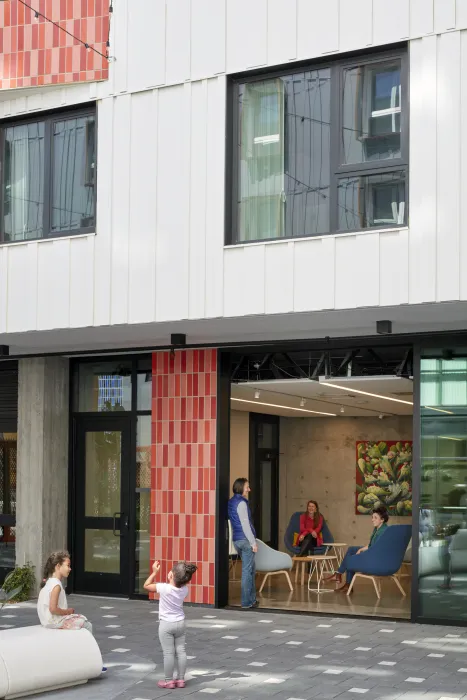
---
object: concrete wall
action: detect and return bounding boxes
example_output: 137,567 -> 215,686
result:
279,415 -> 413,551
16,358 -> 69,590
229,410 -> 249,490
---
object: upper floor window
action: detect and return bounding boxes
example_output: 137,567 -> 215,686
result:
1,106 -> 96,243
229,50 -> 407,244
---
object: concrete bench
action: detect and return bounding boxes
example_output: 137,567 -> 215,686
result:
0,625 -> 102,699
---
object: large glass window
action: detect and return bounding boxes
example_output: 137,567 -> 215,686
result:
0,434 -> 17,575
419,355 -> 467,622
2,108 -> 96,242
232,51 -> 407,243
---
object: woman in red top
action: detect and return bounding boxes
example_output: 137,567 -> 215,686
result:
298,500 -> 324,556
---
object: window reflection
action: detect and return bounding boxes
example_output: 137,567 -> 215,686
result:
419,356 -> 467,621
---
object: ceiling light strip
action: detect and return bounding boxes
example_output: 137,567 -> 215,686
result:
231,397 -> 336,417
319,381 -> 413,406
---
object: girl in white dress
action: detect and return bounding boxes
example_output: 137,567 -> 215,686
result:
37,551 -> 93,631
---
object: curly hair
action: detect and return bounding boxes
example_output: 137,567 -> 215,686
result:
172,561 -> 197,588
41,551 -> 70,588
372,505 -> 389,523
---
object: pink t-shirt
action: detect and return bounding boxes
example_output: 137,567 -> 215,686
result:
156,583 -> 188,622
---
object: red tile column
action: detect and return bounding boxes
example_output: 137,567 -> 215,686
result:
150,349 -> 217,605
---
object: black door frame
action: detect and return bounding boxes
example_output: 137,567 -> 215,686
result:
73,414 -> 132,595
0,439 -> 16,585
249,413 -> 280,549
68,354 -> 152,598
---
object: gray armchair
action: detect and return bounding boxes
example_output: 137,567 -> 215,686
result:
255,539 -> 294,593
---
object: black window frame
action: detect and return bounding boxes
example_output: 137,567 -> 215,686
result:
227,47 -> 408,245
0,104 -> 97,245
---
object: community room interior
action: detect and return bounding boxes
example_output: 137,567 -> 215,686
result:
228,348 -> 414,619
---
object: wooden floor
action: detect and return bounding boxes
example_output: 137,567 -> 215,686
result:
228,570 -> 411,619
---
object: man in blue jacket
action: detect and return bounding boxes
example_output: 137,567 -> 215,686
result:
228,478 -> 258,609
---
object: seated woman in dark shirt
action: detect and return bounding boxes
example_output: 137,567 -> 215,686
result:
298,500 -> 323,556
325,505 -> 389,592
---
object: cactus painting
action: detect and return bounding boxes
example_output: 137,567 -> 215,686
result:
356,440 -> 412,516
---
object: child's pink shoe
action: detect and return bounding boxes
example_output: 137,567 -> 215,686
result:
158,680 -> 176,689
175,680 -> 186,688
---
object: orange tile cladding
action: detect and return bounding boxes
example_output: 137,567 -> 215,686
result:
151,349 -> 217,606
0,0 -> 109,89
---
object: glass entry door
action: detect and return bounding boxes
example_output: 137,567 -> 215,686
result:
74,416 -> 131,594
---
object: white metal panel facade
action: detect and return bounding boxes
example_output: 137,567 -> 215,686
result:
0,0 -> 466,339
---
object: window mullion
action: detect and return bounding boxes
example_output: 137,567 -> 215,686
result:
0,129 -> 4,243
43,118 -> 52,238
329,63 -> 340,234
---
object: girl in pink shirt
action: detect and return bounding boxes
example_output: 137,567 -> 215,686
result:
144,560 -> 197,690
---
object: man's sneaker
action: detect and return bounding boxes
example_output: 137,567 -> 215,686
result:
101,667 -> 107,674
175,680 -> 186,688
158,680 -> 176,689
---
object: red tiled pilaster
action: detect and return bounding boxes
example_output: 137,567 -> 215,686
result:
151,350 -> 217,606
0,0 -> 109,89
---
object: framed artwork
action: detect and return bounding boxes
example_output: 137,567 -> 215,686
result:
356,441 -> 412,516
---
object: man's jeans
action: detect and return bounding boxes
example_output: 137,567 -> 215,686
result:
234,539 -> 257,608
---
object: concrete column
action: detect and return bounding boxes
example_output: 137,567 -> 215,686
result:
16,358 -> 69,590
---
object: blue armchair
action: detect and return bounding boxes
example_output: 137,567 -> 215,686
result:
346,524 -> 412,599
284,511 -> 334,556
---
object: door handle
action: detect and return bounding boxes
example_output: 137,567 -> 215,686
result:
113,512 -> 122,537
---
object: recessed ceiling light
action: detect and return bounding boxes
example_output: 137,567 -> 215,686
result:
340,406 -> 345,413
231,397 -> 336,417
254,389 -> 260,399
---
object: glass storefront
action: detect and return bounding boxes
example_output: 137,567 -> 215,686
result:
72,356 -> 151,597
419,354 -> 467,621
0,433 -> 17,575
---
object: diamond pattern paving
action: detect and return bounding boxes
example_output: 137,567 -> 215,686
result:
4,595 -> 467,699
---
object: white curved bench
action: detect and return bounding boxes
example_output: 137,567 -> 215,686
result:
0,625 -> 103,699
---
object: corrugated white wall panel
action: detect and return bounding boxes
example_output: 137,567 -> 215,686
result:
436,31 -> 461,301
410,0 -> 434,36
112,0 -> 128,94
457,0 -> 467,29
155,84 -> 190,322
226,0 -> 267,72
297,0 -> 339,59
335,237 -> 359,310
93,97 -> 113,327
408,36 -> 437,304
267,0 -> 297,65
223,247 -> 245,317
37,240 -> 70,331
128,91 -> 158,324
204,77 -> 225,319
7,244 -> 37,332
460,30 -> 467,300
0,248 -> 7,334
354,234 -> 380,309
191,0 -> 226,79
339,0 -> 373,52
110,94 -> 131,325
435,0 -> 456,31
379,230 -> 409,307
293,237 -> 335,312
189,81 -> 208,320
127,0 -> 166,91
373,0 -> 410,43
69,235 -> 95,328
264,243 -> 294,315
166,0 -> 191,85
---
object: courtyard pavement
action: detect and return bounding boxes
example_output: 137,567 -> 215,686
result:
3,595 -> 467,700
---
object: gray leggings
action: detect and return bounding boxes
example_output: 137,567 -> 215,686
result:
158,620 -> 187,681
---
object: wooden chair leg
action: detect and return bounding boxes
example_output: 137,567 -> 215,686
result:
295,562 -> 299,584
346,575 -> 356,596
259,573 -> 270,594
392,575 -> 407,597
371,576 -> 381,599
284,571 -> 294,592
